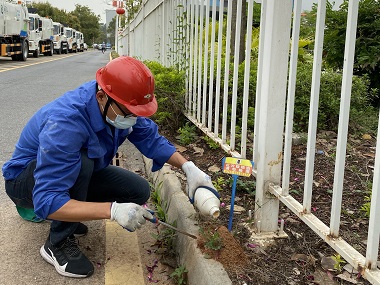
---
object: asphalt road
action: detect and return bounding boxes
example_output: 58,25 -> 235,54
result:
0,50 -> 116,285
0,50 -> 110,164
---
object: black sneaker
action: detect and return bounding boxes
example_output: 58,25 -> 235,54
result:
74,222 -> 88,237
40,236 -> 94,278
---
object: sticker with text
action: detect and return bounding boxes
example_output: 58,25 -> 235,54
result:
223,157 -> 253,177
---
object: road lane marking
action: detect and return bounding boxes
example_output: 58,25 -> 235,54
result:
0,53 -> 84,73
105,220 -> 145,285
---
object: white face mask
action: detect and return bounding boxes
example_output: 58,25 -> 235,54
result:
102,102 -> 137,129
106,115 -> 137,129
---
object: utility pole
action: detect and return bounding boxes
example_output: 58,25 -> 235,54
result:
115,3 -> 119,53
114,0 -> 125,54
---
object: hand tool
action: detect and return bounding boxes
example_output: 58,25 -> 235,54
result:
148,216 -> 197,239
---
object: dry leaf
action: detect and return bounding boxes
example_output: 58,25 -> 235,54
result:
173,143 -> 187,153
343,264 -> 358,274
291,253 -> 316,266
291,253 -> 309,262
289,229 -> 302,239
192,146 -> 204,156
286,217 -> 301,224
208,164 -> 221,172
363,153 -> 375,158
321,256 -> 337,272
293,267 -> 301,275
336,271 -> 358,284
326,270 -> 335,281
313,269 -> 339,285
226,205 -> 246,213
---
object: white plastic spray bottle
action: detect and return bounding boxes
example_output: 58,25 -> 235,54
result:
193,186 -> 221,218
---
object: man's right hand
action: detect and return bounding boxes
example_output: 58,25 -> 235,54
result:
110,202 -> 154,231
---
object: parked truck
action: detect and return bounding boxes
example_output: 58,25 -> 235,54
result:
0,0 -> 29,61
64,27 -> 77,53
28,13 -> 54,57
76,31 -> 84,52
52,21 -> 67,54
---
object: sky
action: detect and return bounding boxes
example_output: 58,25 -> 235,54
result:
302,0 -> 344,11
34,0 -> 115,23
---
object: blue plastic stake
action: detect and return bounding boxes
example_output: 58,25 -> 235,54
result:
228,174 -> 238,231
222,157 -> 253,232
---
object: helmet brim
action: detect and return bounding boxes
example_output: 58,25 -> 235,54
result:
122,95 -> 158,117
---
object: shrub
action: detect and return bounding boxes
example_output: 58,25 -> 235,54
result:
177,122 -> 198,145
294,62 -> 377,133
143,60 -> 187,131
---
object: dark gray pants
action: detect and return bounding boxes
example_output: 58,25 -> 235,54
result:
5,151 -> 150,245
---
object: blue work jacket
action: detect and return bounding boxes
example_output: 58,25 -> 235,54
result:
2,80 -> 176,219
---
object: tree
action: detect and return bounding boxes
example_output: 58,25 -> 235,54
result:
229,1 -> 260,64
71,5 -> 102,44
27,2 -> 68,24
99,23 -> 108,44
107,17 -> 116,46
125,0 -> 142,22
303,0 -> 380,104
27,2 -> 103,45
65,14 -> 81,31
107,14 -> 126,46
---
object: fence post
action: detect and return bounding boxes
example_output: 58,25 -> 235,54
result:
254,0 -> 292,234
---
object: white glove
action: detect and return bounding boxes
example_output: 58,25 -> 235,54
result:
181,161 -> 216,201
110,202 -> 154,231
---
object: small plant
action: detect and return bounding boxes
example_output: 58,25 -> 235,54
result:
332,254 -> 346,272
151,225 -> 177,257
229,178 -> 256,196
170,265 -> 188,285
177,122 -> 198,145
298,133 -> 308,145
110,51 -> 119,60
360,194 -> 371,218
359,182 -> 372,218
199,228 -> 223,251
213,176 -> 227,191
203,135 -> 220,150
289,189 -> 301,195
150,182 -> 178,259
150,181 -> 166,222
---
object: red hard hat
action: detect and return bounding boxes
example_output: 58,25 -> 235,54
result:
96,56 -> 157,117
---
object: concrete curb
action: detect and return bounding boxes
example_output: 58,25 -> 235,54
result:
143,157 -> 232,285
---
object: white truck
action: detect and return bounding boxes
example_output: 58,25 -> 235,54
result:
0,0 -> 29,61
75,31 -> 84,52
52,21 -> 67,54
28,13 -> 54,57
64,27 -> 77,53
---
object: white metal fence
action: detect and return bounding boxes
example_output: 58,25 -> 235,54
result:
118,0 -> 380,283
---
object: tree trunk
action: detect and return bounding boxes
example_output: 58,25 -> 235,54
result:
230,0 -> 247,64
240,1 -> 247,64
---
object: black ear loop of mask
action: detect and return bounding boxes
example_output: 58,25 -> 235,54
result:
102,97 -> 112,123
97,81 -> 132,119
98,85 -> 115,131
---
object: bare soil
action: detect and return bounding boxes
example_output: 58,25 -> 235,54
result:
156,128 -> 377,285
